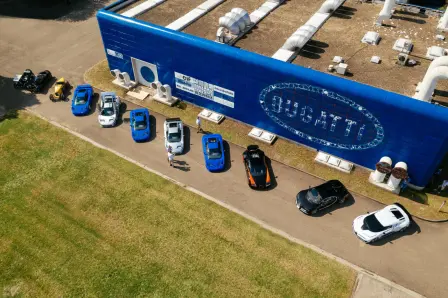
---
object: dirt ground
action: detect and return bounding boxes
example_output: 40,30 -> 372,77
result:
233,0 -> 324,56
292,0 -> 448,103
135,0 -> 205,26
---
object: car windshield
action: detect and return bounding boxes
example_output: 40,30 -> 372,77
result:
101,107 -> 114,116
168,132 -> 181,143
306,188 -> 321,204
363,214 -> 387,232
74,93 -> 87,105
134,120 -> 147,130
207,143 -> 222,159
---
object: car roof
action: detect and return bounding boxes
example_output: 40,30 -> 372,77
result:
208,142 -> 219,149
203,134 -> 222,141
168,126 -> 179,133
103,102 -> 113,109
375,205 -> 407,227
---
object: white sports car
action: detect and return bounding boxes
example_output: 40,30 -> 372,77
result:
353,203 -> 411,243
98,92 -> 121,127
164,117 -> 184,154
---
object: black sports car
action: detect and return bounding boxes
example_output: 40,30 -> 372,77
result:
242,145 -> 271,189
13,69 -> 52,93
296,180 -> 349,215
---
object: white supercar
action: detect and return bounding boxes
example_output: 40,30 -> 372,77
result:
164,118 -> 184,155
98,92 -> 121,127
353,203 -> 411,244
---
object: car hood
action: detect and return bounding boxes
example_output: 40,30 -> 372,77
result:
353,215 -> 379,242
166,141 -> 183,153
98,115 -> 116,124
72,102 -> 89,113
296,191 -> 318,211
206,156 -> 224,170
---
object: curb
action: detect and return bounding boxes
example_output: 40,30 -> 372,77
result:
86,81 -> 447,223
25,108 -> 425,298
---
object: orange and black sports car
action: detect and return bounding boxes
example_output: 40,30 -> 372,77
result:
242,145 -> 271,189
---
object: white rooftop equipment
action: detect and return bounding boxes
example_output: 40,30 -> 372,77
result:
361,31 -> 380,45
393,38 -> 413,54
333,56 -> 344,63
167,0 -> 225,31
414,56 -> 448,102
248,127 -> 277,145
336,63 -> 348,75
371,56 -> 381,64
436,34 -> 446,41
437,8 -> 448,32
426,46 -> 448,60
216,1 -> 285,45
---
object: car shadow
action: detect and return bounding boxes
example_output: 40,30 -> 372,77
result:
149,114 -> 157,142
311,193 -> 356,217
222,140 -> 232,172
86,93 -> 99,116
173,160 -> 190,172
40,76 -> 57,95
115,102 -> 128,127
265,157 -> 278,190
369,219 -> 421,246
181,125 -> 191,155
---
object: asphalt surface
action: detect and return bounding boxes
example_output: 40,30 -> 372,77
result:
1,7 -> 448,298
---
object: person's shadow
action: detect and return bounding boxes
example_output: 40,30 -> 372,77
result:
173,160 -> 190,172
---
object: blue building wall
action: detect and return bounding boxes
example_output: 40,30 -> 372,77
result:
97,9 -> 448,187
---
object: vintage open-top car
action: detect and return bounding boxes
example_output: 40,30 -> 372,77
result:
49,77 -> 69,102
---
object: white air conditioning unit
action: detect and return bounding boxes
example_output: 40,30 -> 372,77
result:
151,81 -> 163,98
118,72 -> 131,87
397,53 -> 409,66
160,84 -> 172,101
111,69 -> 122,81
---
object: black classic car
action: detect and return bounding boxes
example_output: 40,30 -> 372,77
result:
296,180 -> 350,215
13,69 -> 52,93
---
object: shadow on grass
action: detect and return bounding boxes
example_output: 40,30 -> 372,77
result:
400,188 -> 428,205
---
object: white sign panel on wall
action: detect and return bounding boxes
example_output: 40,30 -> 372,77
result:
174,72 -> 235,108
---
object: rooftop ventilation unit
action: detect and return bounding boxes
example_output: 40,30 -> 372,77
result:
361,31 -> 380,45
397,53 -> 409,66
426,46 -> 448,60
393,38 -> 413,54
111,69 -> 122,81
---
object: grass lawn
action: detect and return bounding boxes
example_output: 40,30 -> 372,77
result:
0,111 -> 355,297
85,60 -> 448,221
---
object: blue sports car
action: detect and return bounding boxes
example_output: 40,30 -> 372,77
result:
71,84 -> 94,116
202,134 -> 225,171
130,108 -> 151,142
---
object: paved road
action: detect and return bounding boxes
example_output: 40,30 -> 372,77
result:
1,9 -> 448,298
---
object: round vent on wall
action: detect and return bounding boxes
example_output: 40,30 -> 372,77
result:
140,66 -> 155,83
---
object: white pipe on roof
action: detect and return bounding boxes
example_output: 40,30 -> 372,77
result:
231,8 -> 251,26
437,9 -> 448,31
282,25 -> 316,51
318,0 -> 340,13
413,66 -> 448,102
426,56 -> 448,75
376,0 -> 395,26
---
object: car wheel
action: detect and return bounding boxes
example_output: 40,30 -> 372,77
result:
311,209 -> 317,215
49,94 -> 56,102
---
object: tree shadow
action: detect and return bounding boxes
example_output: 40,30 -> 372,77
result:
311,193 -> 356,217
0,0 -> 110,22
0,75 -> 41,112
369,219 -> 421,246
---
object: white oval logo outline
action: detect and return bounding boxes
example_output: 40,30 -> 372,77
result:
259,83 -> 384,150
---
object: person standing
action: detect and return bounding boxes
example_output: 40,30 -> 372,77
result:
196,116 -> 202,133
437,180 -> 448,195
167,150 -> 174,167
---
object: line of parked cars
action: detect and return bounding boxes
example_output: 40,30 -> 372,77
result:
13,70 -> 413,244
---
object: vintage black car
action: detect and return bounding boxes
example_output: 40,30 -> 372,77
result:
13,69 -> 52,93
242,145 -> 271,189
296,180 -> 350,215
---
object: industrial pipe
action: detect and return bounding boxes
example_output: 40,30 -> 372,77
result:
376,0 -> 395,26
414,66 -> 448,102
318,0 -> 340,14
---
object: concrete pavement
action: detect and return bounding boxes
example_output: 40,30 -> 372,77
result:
0,6 -> 447,298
